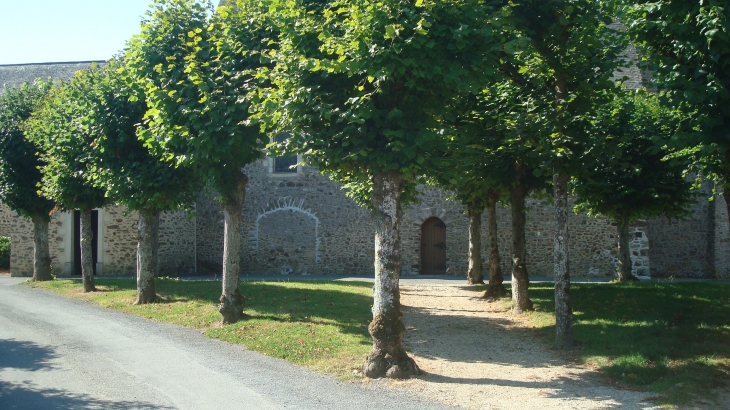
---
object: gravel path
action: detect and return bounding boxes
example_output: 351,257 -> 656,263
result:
372,284 -> 664,410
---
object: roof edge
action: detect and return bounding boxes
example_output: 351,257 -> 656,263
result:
0,60 -> 107,68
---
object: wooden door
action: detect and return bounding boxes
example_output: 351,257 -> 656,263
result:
421,217 -> 447,275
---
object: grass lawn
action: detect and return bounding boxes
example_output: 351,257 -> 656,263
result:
503,281 -> 730,406
25,278 -> 373,379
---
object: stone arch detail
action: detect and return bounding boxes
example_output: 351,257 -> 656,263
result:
252,197 -> 320,264
412,207 -> 450,227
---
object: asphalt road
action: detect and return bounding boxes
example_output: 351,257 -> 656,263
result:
0,277 -> 453,410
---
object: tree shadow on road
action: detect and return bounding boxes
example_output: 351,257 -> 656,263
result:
0,339 -> 59,371
0,381 -> 175,409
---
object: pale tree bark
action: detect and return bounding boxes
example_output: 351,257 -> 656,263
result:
362,170 -> 419,379
616,215 -> 636,282
466,200 -> 484,285
485,190 -> 506,297
31,214 -> 53,282
135,209 -> 159,304
219,172 -> 248,324
553,165 -> 573,349
80,209 -> 96,292
510,160 -> 532,313
722,186 -> 730,262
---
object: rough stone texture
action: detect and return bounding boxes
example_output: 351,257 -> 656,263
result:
648,188 -> 715,278
196,160 -> 375,275
714,191 -> 730,278
195,167 -> 658,279
3,208 -> 69,277
99,206 -> 138,277
98,206 -> 195,277
158,210 -> 195,276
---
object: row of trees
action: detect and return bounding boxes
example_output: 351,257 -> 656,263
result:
0,0 -> 726,379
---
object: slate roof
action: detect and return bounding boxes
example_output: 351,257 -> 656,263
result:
0,61 -> 106,95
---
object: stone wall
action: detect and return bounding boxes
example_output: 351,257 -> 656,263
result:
98,206 -> 137,276
713,191 -> 730,278
194,160 -> 657,279
196,160 -> 375,275
648,188 -> 715,278
6,210 -> 69,277
159,210 -> 196,276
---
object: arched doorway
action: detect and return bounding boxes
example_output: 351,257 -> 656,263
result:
421,217 -> 447,275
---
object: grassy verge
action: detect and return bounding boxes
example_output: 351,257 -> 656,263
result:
25,278 -> 373,379
503,281 -> 730,406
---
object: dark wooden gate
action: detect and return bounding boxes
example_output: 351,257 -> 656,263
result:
421,217 -> 447,275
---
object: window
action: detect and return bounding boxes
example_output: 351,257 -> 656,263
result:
272,133 -> 298,174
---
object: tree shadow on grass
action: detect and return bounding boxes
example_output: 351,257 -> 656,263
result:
0,381 -> 175,410
90,278 -> 376,338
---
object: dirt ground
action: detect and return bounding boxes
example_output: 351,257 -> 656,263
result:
366,284 -> 724,410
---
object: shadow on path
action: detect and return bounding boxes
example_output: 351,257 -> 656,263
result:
0,381 -> 175,410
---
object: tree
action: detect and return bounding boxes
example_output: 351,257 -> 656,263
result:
80,61 -> 197,304
474,81 -> 551,309
124,0 -> 270,323
265,0 -> 503,378
623,1 -> 730,234
25,72 -> 108,292
500,0 -> 627,349
0,81 -> 55,281
573,90 -> 692,281
434,91 -> 516,294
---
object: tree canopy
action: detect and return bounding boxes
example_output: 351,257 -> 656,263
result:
0,81 -> 55,220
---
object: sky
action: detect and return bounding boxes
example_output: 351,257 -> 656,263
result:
0,0 -> 156,65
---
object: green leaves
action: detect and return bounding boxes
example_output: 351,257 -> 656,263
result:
24,75 -> 107,212
624,0 -> 730,186
572,90 -> 692,222
262,0 -> 504,205
125,0 -> 269,196
0,80 -> 55,219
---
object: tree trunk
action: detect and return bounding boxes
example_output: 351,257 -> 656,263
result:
553,165 -> 573,349
485,190 -> 506,297
135,208 -> 159,304
510,161 -> 532,313
31,214 -> 53,282
616,215 -> 636,282
80,208 -> 96,292
466,201 -> 484,285
219,172 -> 248,324
722,185 -> 730,257
362,170 -> 419,379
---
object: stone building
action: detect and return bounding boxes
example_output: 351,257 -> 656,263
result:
2,61 -> 729,280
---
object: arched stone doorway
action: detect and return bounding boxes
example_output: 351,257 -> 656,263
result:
421,217 -> 447,275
